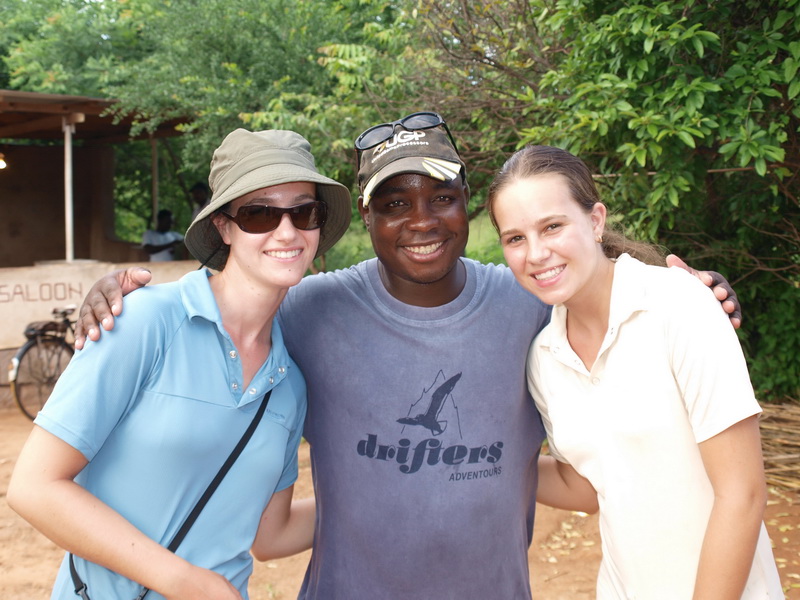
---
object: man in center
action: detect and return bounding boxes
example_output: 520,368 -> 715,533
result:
279,113 -> 548,597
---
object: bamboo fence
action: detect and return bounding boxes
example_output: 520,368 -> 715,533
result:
761,403 -> 800,493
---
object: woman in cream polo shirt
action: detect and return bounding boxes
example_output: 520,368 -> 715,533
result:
487,144 -> 782,600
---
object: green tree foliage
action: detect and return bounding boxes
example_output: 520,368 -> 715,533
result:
529,0 -> 800,403
409,0 -> 799,401
104,0 -> 404,176
1,0 -> 143,95
0,0 -> 193,239
2,0 -> 797,399
1,0 -> 407,241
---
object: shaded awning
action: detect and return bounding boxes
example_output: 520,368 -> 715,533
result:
0,89 -> 185,142
0,89 -> 188,261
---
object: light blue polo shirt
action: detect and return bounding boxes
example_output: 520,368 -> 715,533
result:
35,269 -> 307,600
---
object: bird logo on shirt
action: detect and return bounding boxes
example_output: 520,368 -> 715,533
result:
397,372 -> 462,436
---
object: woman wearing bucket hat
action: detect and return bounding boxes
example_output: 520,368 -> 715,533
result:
8,129 -> 351,600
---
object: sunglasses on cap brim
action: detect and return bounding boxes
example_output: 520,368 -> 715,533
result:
220,201 -> 327,234
354,111 -> 459,153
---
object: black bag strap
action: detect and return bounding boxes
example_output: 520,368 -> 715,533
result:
70,390 -> 272,600
69,554 -> 90,600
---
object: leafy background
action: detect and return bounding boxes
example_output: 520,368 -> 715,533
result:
1,0 -> 797,401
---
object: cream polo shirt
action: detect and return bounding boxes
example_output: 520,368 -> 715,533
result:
528,254 -> 782,600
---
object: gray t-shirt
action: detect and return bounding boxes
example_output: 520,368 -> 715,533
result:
278,258 -> 551,599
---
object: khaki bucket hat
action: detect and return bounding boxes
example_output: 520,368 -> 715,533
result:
185,129 -> 351,270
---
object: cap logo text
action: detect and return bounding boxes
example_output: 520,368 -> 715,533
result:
377,130 -> 427,153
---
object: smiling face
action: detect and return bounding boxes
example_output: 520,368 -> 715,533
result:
214,181 -> 320,292
492,173 -> 608,308
358,173 -> 470,306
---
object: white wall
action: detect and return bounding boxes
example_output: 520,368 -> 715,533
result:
0,259 -> 199,409
0,259 -> 197,349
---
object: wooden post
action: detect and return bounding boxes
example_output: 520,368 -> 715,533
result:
62,113 -> 84,262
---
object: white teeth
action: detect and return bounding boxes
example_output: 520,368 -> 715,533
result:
267,249 -> 302,259
534,266 -> 564,281
406,242 -> 443,255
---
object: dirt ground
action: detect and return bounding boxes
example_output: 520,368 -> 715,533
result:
1,408 -> 798,599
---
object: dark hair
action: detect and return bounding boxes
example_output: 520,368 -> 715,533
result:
486,145 -> 665,266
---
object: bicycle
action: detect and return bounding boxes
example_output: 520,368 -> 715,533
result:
8,305 -> 76,420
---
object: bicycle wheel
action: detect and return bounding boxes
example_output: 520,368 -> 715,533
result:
10,336 -> 74,420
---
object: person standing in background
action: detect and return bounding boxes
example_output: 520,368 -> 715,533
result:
190,182 -> 210,221
142,208 -> 184,261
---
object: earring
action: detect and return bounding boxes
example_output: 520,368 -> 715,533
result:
595,235 -> 603,243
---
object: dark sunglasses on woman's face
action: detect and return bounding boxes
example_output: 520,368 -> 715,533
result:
354,111 -> 458,152
220,201 -> 327,234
